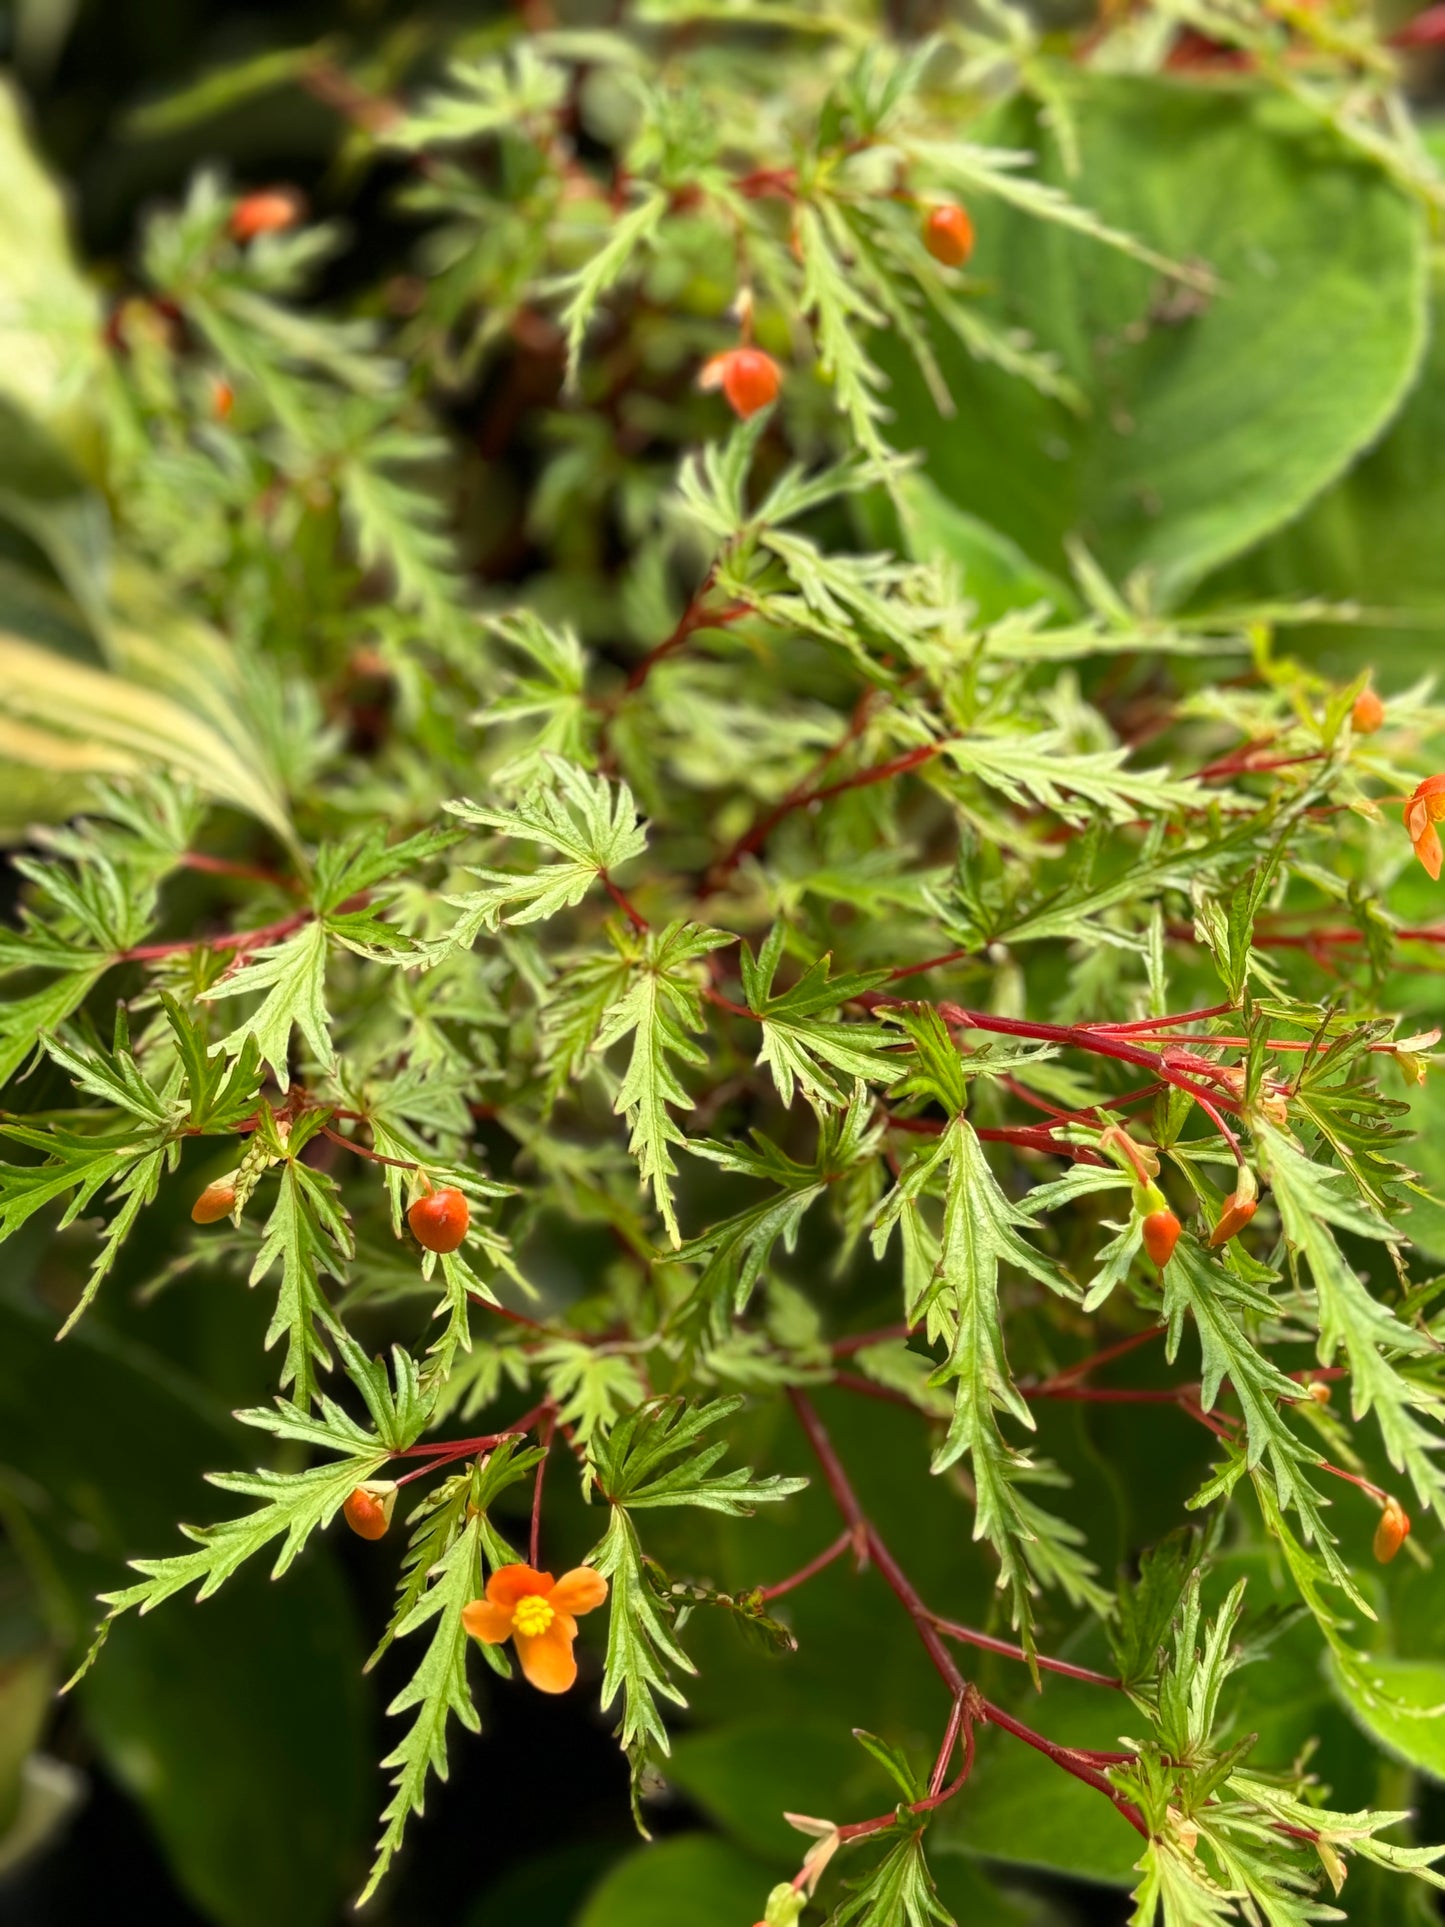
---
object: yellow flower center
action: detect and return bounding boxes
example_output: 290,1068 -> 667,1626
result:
513,1593 -> 555,1638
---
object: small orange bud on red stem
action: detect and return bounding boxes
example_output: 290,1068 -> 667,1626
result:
922,202 -> 974,268
343,1482 -> 397,1540
229,187 -> 304,243
1374,1496 -> 1411,1564
1141,1210 -> 1181,1268
1352,686 -> 1385,734
407,1186 -> 470,1253
699,346 -> 782,419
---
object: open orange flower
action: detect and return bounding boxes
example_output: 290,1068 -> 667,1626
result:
462,1562 -> 608,1693
1405,775 -> 1445,881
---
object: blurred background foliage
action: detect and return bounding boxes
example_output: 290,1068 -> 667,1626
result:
3,1 -> 1445,1923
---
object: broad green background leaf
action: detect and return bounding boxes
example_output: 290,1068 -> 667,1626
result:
1397,1076 -> 1445,1264
0,1283 -> 371,1927
1329,1655 -> 1445,1782
934,1679 -> 1140,1887
668,1717 -> 881,1860
576,1833 -> 775,1927
885,76 -> 1427,604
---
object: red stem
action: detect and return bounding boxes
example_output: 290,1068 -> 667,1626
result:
805,742 -> 945,806
930,1616 -> 1121,1688
319,1125 -> 420,1171
703,689 -> 881,891
601,871 -> 649,932
120,906 -> 311,964
897,1000 -> 1245,1160
977,1699 -> 1145,1829
393,1399 -> 554,1462
1087,1004 -> 1237,1034
755,1529 -> 858,1602
1035,1327 -> 1166,1391
885,948 -> 974,983
623,575 -> 748,693
530,1411 -> 556,1567
831,1323 -> 913,1358
180,851 -> 296,890
786,1387 -> 964,1693
786,1389 -> 1149,1839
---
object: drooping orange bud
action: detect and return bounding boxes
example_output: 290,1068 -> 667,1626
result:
343,1481 -> 397,1541
1373,1495 -> 1411,1564
1141,1209 -> 1181,1268
229,188 -> 304,243
1352,686 -> 1385,734
191,1178 -> 237,1225
1207,1166 -> 1259,1248
1405,775 -> 1445,881
1307,1380 -> 1332,1406
922,203 -> 975,268
407,1186 -> 470,1254
699,347 -> 782,419
211,376 -> 234,422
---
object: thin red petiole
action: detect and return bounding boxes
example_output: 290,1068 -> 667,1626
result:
600,872 -> 648,932
530,1410 -> 556,1568
319,1125 -> 421,1171
785,1390 -> 1148,1835
1035,1327 -> 1167,1391
1087,1004 -> 1238,1034
755,1529 -> 860,1602
930,1615 -> 1121,1688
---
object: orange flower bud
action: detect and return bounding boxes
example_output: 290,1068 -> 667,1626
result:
407,1186 -> 471,1254
229,188 -> 304,243
922,202 -> 975,268
1373,1495 -> 1411,1564
1307,1380 -> 1331,1405
211,376 -> 234,422
699,347 -> 782,419
1207,1167 -> 1258,1248
1405,775 -> 1445,882
1352,686 -> 1385,734
343,1482 -> 397,1541
191,1178 -> 237,1224
1141,1209 -> 1181,1268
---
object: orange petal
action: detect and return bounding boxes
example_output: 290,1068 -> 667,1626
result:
1407,796 -> 1430,842
1414,822 -> 1444,882
514,1624 -> 578,1694
550,1567 -> 609,1616
487,1562 -> 554,1607
461,1599 -> 514,1645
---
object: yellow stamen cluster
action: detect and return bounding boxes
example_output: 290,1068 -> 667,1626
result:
513,1594 -> 555,1638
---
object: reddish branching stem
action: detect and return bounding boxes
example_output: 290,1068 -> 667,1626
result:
703,688 -> 883,892
120,906 -> 312,964
863,997 -> 1247,1164
784,1389 -> 1150,1841
622,573 -> 749,694
601,871 -> 649,932
319,1125 -> 421,1171
755,1528 -> 859,1602
179,850 -> 297,891
530,1411 -> 556,1567
930,1616 -> 1121,1688
1035,1327 -> 1167,1392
